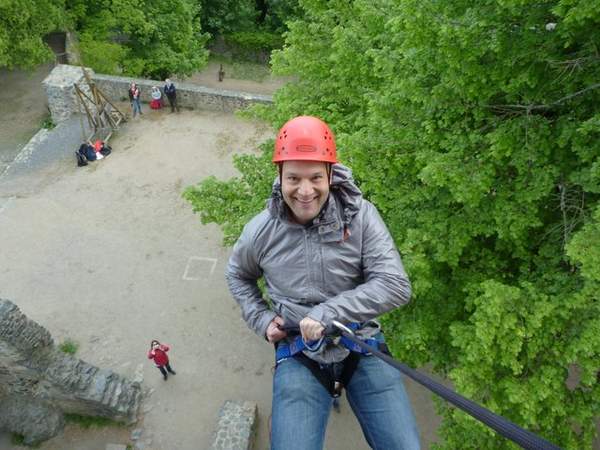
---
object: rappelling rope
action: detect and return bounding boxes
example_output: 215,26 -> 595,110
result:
331,320 -> 562,450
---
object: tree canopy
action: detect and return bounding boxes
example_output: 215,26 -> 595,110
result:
67,0 -> 209,79
0,0 -> 65,69
0,0 -> 209,78
0,0 -> 302,76
184,0 -> 600,448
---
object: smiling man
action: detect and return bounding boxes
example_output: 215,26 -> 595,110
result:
226,116 -> 420,450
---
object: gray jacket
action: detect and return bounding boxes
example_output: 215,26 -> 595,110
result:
225,164 -> 411,363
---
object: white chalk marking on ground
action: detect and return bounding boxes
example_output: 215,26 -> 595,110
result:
182,256 -> 218,280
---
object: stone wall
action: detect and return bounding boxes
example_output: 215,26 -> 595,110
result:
210,400 -> 257,450
0,299 -> 142,445
42,64 -> 273,125
42,64 -> 90,124
92,73 -> 273,113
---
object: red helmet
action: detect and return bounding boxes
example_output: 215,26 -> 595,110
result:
273,116 -> 337,164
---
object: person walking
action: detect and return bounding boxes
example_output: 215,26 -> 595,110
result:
163,78 -> 180,113
147,340 -> 176,381
226,116 -> 420,449
128,82 -> 142,117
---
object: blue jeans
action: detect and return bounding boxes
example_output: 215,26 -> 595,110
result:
271,354 -> 421,450
132,98 -> 142,117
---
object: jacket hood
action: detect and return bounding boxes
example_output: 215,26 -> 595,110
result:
267,163 -> 362,227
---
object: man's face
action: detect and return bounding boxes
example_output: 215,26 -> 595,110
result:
281,160 -> 330,225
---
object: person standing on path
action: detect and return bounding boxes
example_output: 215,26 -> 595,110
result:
163,78 -> 180,113
128,82 -> 142,118
226,116 -> 420,449
150,86 -> 163,109
147,340 -> 176,381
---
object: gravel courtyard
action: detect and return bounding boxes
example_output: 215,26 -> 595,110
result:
0,109 -> 441,449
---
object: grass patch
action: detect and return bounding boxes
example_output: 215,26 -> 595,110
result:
11,433 -> 25,445
9,433 -> 40,448
65,413 -> 125,429
208,55 -> 271,82
229,60 -> 271,82
40,114 -> 55,130
58,339 -> 79,355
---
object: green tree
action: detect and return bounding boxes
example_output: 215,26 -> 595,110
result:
67,0 -> 208,78
185,0 -> 600,448
199,0 -> 258,36
0,0 -> 66,69
183,141 -> 275,246
261,0 -> 303,34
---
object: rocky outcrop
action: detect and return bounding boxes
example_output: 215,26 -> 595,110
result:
0,299 -> 142,445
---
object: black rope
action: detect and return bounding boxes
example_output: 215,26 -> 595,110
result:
336,328 -> 562,450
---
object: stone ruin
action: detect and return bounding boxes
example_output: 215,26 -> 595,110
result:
0,299 -> 142,445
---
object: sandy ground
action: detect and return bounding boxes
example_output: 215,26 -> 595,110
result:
0,108 -> 441,450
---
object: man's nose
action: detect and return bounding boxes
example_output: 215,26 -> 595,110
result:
298,179 -> 314,196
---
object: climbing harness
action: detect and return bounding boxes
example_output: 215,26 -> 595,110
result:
274,323 -> 389,398
330,321 -> 563,450
275,323 -> 384,363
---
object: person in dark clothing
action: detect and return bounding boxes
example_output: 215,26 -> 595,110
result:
163,78 -> 180,113
78,142 -> 97,161
147,340 -> 176,380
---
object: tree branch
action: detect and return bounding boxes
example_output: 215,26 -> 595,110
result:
486,82 -> 600,112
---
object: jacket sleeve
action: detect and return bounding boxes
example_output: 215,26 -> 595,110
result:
225,222 -> 276,338
160,345 -> 170,352
307,201 -> 411,326
147,350 -> 154,359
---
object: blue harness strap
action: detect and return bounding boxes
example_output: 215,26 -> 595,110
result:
275,323 -> 382,364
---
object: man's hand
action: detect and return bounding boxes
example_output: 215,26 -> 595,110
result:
300,317 -> 325,342
266,316 -> 287,343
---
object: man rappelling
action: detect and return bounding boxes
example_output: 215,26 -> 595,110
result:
226,116 -> 421,450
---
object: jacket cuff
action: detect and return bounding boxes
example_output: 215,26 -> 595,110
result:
307,306 -> 330,327
258,311 -> 278,340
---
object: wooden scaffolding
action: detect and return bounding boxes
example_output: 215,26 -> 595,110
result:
73,68 -> 126,144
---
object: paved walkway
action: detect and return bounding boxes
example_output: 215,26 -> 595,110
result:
0,64 -> 53,176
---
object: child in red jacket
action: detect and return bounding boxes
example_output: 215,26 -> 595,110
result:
148,340 -> 176,380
